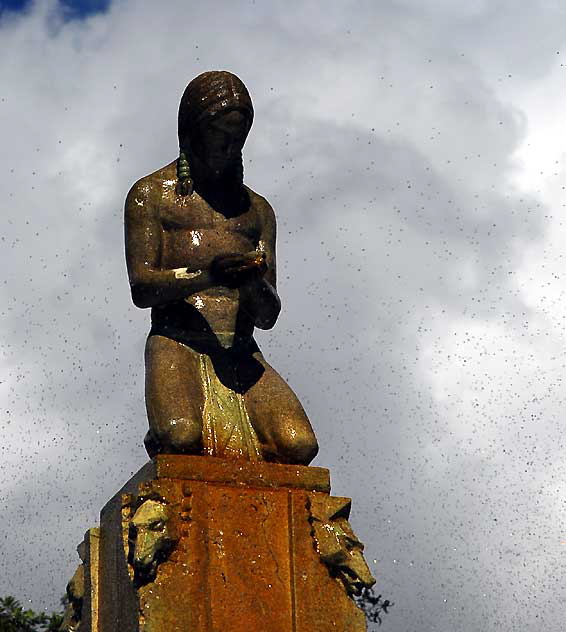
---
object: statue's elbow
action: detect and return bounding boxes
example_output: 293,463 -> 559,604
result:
256,303 -> 281,330
131,283 -> 152,309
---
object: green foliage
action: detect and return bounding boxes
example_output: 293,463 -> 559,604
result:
0,589 -> 392,630
0,597 -> 63,632
355,587 -> 394,628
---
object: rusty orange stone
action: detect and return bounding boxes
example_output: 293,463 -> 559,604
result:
86,455 -> 368,631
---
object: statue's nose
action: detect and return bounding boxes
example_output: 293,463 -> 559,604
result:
349,550 -> 376,587
134,532 -> 154,566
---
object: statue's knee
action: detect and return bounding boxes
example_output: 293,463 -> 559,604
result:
154,417 -> 202,454
276,424 -> 318,465
144,430 -> 159,459
300,433 -> 319,464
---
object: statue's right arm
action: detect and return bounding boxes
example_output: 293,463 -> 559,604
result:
124,180 -> 214,308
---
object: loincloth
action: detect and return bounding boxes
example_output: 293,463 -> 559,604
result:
149,323 -> 264,462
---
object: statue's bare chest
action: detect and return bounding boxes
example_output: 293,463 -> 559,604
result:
160,190 -> 259,235
157,189 -> 261,268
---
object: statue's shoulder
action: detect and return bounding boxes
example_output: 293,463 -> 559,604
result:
244,185 -> 276,221
126,161 -> 177,208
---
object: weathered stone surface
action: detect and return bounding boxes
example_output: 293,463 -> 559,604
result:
151,453 -> 331,492
60,528 -> 99,632
82,528 -> 100,632
309,495 -> 376,596
84,456 -> 370,631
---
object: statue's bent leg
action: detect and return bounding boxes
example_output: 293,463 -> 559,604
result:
144,335 -> 204,455
243,352 -> 318,465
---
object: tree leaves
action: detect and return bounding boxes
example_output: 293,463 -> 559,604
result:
0,596 -> 63,632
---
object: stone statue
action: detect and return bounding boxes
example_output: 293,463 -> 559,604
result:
59,71 -> 377,632
128,498 -> 178,586
59,540 -> 86,631
309,495 -> 376,596
125,71 -> 318,464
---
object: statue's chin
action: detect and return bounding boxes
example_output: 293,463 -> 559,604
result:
208,163 -> 232,178
134,558 -> 158,584
339,566 -> 371,596
344,576 -> 364,596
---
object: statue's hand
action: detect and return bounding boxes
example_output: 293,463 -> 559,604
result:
247,251 -> 268,276
211,251 -> 266,287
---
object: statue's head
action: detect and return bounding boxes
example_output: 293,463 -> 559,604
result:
310,496 -> 376,597
318,519 -> 376,596
128,499 -> 177,585
178,71 -> 253,178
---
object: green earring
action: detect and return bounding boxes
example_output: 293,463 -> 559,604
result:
176,151 -> 193,196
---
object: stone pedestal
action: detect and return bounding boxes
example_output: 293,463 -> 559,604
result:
75,455 -> 371,631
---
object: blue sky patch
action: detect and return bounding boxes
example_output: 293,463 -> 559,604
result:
59,0 -> 111,19
0,0 -> 31,10
0,0 -> 111,19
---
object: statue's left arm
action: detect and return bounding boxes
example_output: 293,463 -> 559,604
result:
240,197 -> 281,330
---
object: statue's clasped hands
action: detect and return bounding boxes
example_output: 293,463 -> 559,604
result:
211,251 -> 267,288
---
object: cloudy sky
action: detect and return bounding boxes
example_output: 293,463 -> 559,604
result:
1,0 -> 566,629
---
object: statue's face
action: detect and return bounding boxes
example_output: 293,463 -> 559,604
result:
188,109 -> 249,176
129,500 -> 175,582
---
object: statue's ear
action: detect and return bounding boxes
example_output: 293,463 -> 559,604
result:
310,495 -> 352,523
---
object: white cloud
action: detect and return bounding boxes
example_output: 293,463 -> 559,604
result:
2,0 -> 566,628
